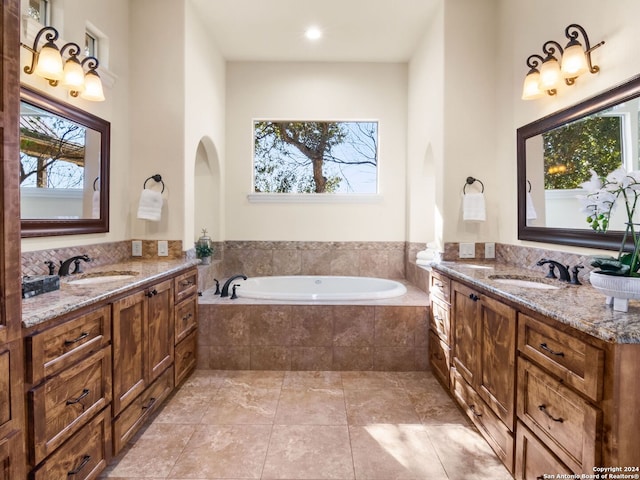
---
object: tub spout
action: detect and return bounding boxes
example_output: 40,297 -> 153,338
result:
221,274 -> 247,297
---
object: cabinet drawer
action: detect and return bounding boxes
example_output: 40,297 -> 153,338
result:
515,421 -> 572,480
430,298 -> 450,342
429,270 -> 450,303
28,346 -> 111,466
175,330 -> 197,386
112,366 -> 174,456
30,408 -> 111,480
517,358 -> 600,473
428,330 -> 450,388
175,269 -> 198,304
451,368 -> 514,473
26,305 -> 111,385
175,295 -> 197,343
518,313 -> 603,402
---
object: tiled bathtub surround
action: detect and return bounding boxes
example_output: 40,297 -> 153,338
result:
198,285 -> 430,371
220,241 -> 406,278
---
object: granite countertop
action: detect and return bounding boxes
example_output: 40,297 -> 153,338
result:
22,258 -> 200,329
431,261 -> 640,344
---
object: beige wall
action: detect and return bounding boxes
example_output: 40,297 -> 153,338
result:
225,62 -> 408,241
20,0 -> 640,255
184,1 -> 226,246
496,0 -> 640,255
19,0 -> 131,252
406,2 -> 444,247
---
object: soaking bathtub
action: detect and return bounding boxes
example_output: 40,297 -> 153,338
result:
232,275 -> 407,301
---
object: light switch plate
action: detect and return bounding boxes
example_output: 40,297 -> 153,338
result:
157,240 -> 169,257
132,240 -> 142,257
485,242 -> 496,259
459,242 -> 475,259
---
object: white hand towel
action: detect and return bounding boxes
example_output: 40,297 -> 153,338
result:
416,250 -> 434,260
416,249 -> 441,265
137,189 -> 163,222
91,190 -> 100,219
462,192 -> 486,222
526,191 -> 537,221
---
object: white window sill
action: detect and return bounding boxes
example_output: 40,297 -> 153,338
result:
247,193 -> 382,204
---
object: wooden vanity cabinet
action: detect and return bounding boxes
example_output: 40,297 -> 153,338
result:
0,341 -> 25,480
450,280 -> 517,472
112,279 -> 174,416
514,312 -> 640,478
23,305 -> 112,475
173,270 -> 198,386
428,270 -> 451,387
112,278 -> 175,455
1,1 -> 27,478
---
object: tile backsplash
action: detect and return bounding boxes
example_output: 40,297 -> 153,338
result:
21,238 -> 597,288
21,240 -> 183,277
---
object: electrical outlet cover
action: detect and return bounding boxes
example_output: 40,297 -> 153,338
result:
485,242 -> 496,259
158,240 -> 169,257
132,240 -> 143,257
459,242 -> 475,258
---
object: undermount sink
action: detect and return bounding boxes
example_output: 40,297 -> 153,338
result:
488,275 -> 560,290
66,271 -> 138,285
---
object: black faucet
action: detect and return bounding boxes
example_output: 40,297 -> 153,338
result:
44,260 -> 56,275
536,258 -> 570,282
58,255 -> 91,276
220,274 -> 247,297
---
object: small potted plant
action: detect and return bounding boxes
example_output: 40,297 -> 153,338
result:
195,229 -> 214,265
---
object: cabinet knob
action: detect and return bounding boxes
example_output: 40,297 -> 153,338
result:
538,404 -> 564,423
145,289 -> 158,298
63,331 -> 89,346
468,293 -> 479,301
67,455 -> 91,476
539,342 -> 564,357
66,388 -> 90,406
469,404 -> 482,417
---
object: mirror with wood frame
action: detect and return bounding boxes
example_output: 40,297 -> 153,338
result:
517,74 -> 640,250
20,85 -> 110,237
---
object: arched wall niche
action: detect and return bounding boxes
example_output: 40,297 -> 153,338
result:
193,136 -> 221,243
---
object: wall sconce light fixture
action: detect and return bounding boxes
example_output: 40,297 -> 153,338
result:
21,26 -> 105,102
522,24 -> 604,100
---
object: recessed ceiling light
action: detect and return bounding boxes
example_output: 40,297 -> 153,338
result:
305,26 -> 322,41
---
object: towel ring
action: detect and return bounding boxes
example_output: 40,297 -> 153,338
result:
143,174 -> 165,193
463,176 -> 484,194
93,176 -> 99,192
527,180 -> 532,193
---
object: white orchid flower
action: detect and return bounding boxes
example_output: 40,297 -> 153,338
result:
580,169 -> 602,192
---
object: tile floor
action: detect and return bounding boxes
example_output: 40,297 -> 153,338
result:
100,370 -> 512,480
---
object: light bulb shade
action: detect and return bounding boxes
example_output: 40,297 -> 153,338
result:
80,70 -> 105,101
522,70 -> 544,100
34,42 -> 63,81
561,43 -> 589,78
62,56 -> 85,91
539,57 -> 562,90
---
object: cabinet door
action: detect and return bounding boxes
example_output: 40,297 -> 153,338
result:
0,430 -> 25,480
451,281 -> 479,385
112,290 -> 147,415
477,294 -> 516,430
146,279 -> 174,383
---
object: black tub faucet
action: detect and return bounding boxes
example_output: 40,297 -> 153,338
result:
58,254 -> 91,276
220,274 -> 247,297
536,258 -> 570,282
